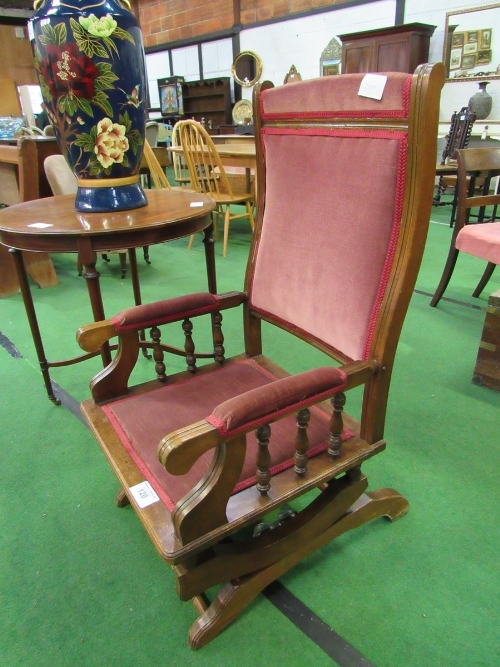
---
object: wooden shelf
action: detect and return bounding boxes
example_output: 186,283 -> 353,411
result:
182,77 -> 232,130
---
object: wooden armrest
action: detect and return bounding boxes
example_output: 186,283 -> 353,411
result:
76,320 -> 117,353
157,361 -> 374,545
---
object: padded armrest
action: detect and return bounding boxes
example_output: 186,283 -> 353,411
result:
111,293 -> 219,331
76,291 -> 247,353
206,367 -> 348,438
160,367 -> 349,475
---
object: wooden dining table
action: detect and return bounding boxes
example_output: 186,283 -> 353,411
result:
0,188 -> 216,403
168,141 -> 257,191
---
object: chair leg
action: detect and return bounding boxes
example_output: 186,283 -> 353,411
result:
118,252 -> 127,279
246,201 -> 255,230
430,245 -> 460,307
472,261 -> 496,299
143,246 -> 150,264
223,205 -> 231,257
186,477 -> 408,649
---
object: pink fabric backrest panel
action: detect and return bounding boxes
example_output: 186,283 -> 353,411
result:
260,73 -> 411,119
250,128 -> 407,361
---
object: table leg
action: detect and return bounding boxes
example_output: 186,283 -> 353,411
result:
10,248 -> 61,404
127,247 -> 150,359
79,243 -> 111,367
203,222 -> 217,294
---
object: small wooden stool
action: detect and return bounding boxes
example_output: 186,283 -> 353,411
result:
473,288 -> 500,391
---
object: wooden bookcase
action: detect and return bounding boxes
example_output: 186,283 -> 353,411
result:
339,23 -> 436,75
182,77 -> 232,130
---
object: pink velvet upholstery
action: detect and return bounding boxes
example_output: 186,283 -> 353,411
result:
103,359 -> 352,511
456,223 -> 500,265
260,72 -> 411,119
250,124 -> 407,361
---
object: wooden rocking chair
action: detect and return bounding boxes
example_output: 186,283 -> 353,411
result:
76,64 -> 445,649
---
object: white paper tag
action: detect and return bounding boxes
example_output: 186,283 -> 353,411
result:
358,74 -> 387,101
129,481 -> 159,509
190,202 -> 204,207
28,222 -> 53,229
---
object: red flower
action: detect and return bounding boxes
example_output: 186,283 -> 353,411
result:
40,43 -> 99,100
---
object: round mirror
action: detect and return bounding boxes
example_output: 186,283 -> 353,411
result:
232,51 -> 263,87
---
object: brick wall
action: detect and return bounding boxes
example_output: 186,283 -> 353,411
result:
139,0 -> 347,49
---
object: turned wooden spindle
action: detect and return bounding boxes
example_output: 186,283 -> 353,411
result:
212,311 -> 225,364
182,318 -> 196,373
256,423 -> 271,494
294,408 -> 310,475
328,391 -> 346,457
150,325 -> 166,381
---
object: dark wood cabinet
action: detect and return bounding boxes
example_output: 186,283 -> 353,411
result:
339,23 -> 436,75
182,77 -> 232,130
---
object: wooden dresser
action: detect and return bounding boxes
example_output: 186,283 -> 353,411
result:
339,23 -> 436,75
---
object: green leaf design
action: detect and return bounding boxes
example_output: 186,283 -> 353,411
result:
74,132 -> 96,152
65,95 -> 78,117
102,36 -> 119,57
39,22 -> 67,46
94,63 -> 119,91
113,26 -> 135,45
40,78 -> 51,101
119,111 -> 132,133
71,18 -> 109,59
91,92 -> 113,118
89,158 -> 104,176
76,97 -> 93,117
127,129 -> 143,155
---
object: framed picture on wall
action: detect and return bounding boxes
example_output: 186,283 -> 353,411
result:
480,29 -> 492,49
477,49 -> 492,65
466,30 -> 478,43
451,32 -> 464,47
461,54 -> 477,69
449,48 -> 462,70
463,42 -> 477,55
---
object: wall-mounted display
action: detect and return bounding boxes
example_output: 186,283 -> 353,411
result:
443,4 -> 500,81
448,28 -> 493,72
158,76 -> 184,118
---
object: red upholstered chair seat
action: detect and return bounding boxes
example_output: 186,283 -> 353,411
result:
103,359 -> 351,511
456,222 -> 500,265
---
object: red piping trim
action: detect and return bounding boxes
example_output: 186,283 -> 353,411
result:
102,404 -> 176,512
362,137 -> 408,360
262,127 -> 405,141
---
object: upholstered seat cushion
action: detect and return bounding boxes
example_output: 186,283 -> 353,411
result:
103,359 -> 350,511
455,223 -> 500,265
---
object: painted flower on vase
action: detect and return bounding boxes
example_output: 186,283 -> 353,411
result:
79,14 -> 117,39
40,42 -> 99,100
95,117 -> 129,168
74,111 -> 141,175
32,16 -> 142,177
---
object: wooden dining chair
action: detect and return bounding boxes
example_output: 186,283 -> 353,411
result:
433,106 -> 476,226
76,63 -> 445,649
177,119 -> 255,256
171,120 -> 191,187
430,147 -> 500,307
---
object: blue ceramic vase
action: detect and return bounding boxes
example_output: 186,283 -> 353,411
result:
28,0 -> 147,212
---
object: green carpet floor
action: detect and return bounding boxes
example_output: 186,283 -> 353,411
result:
0,188 -> 498,667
